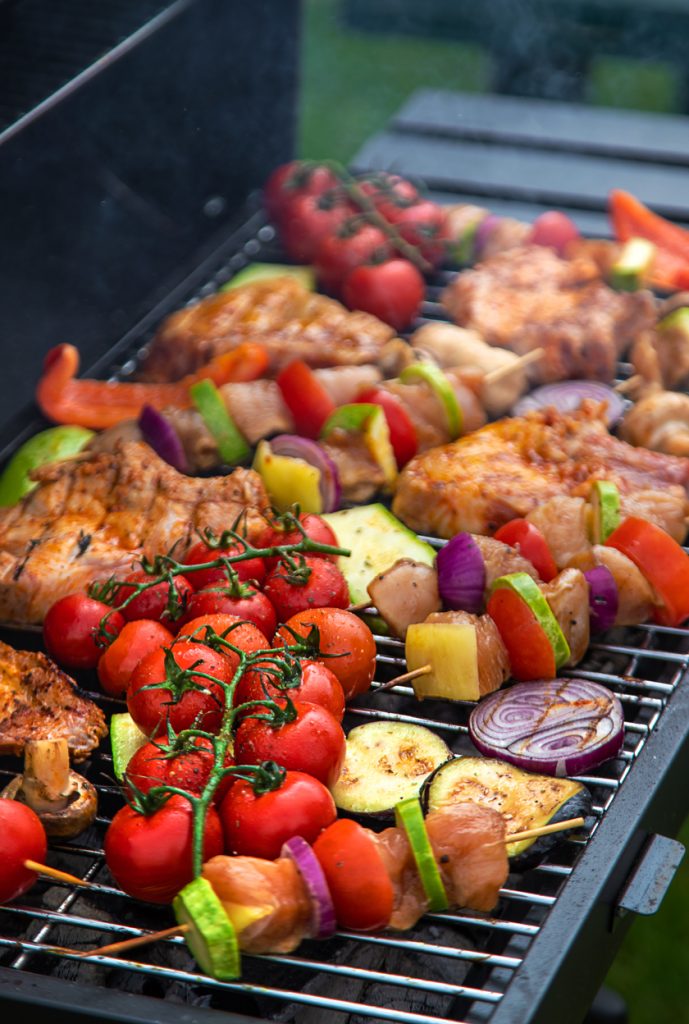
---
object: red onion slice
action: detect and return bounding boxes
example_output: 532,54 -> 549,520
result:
473,214 -> 502,261
469,678 -> 625,777
138,405 -> 189,473
281,836 -> 337,940
512,381 -> 626,427
270,434 -> 341,513
584,565 -> 619,632
436,532 -> 486,613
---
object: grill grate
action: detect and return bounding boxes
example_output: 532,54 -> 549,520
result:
1,212 -> 688,1024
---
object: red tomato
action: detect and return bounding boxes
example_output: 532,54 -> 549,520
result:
279,192 -> 355,264
127,640 -> 234,735
233,700 -> 346,788
97,619 -> 174,697
184,540 -> 266,590
43,594 -> 125,670
263,555 -> 349,621
276,360 -> 336,439
357,172 -> 420,222
125,737 -> 234,803
275,608 -> 376,700
264,161 -> 340,222
392,200 -> 450,267
104,795 -> 223,904
313,819 -> 394,931
343,258 -> 425,332
180,585 -> 277,639
113,569 -> 194,624
219,770 -> 336,860
486,586 -> 556,681
177,614 -> 269,679
527,210 -> 580,256
260,513 -> 339,566
314,223 -> 393,294
234,659 -> 345,722
493,519 -> 558,583
605,517 -> 689,627
356,386 -> 418,467
0,800 -> 47,904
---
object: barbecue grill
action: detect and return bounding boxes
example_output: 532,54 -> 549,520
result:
2,4 -> 689,1022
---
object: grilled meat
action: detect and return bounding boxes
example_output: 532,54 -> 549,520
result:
0,642 -> 107,761
442,245 -> 656,384
620,390 -> 689,458
541,568 -> 590,666
392,403 -> 689,540
139,277 -> 409,381
0,442 -> 269,624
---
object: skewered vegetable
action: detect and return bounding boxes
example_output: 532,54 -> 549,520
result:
1,739 -> 97,839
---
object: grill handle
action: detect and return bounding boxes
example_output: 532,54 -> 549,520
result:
617,834 -> 685,916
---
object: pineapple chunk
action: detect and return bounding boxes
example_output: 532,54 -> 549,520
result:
405,622 -> 480,701
253,440 -> 322,514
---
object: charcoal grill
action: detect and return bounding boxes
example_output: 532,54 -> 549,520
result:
2,6 -> 689,1022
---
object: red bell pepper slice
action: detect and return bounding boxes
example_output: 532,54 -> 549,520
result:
313,818 -> 393,932
493,519 -> 558,582
356,387 -> 418,468
276,360 -> 336,439
605,517 -> 689,627
487,585 -> 557,681
609,190 -> 689,289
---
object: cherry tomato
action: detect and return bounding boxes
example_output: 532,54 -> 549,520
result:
184,540 -> 266,590
219,770 -> 336,860
177,613 -> 269,679
276,360 -> 336,439
493,519 -> 558,582
527,210 -> 580,256
264,161 -> 340,222
314,223 -> 392,294
125,737 -> 234,803
275,608 -> 376,700
43,594 -> 125,670
356,386 -> 418,467
279,192 -> 355,264
0,800 -> 47,904
97,619 -> 174,697
343,259 -> 425,332
313,819 -> 394,931
392,200 -> 450,267
180,585 -> 277,639
357,172 -> 420,222
486,586 -> 557,681
113,570 -> 193,624
233,700 -> 346,788
234,659 -> 345,722
605,517 -> 689,627
127,640 -> 234,735
263,555 -> 349,621
104,795 -> 223,903
260,513 -> 339,567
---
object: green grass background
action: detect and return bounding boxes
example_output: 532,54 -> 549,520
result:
299,4 -> 688,1021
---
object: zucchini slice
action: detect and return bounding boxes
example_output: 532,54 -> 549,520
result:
590,480 -> 620,545
332,721 -> 451,820
173,876 -> 240,980
110,713 -> 148,781
424,756 -> 591,868
394,796 -> 448,911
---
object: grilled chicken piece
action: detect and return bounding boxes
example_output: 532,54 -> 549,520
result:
367,559 -> 441,639
526,496 -> 591,569
392,403 -> 689,540
139,277 -> 408,381
0,442 -> 269,625
425,609 -> 510,696
570,545 -> 656,626
471,535 -> 539,591
442,246 -> 656,384
541,569 -> 590,666
0,642 -> 107,761
620,390 -> 689,459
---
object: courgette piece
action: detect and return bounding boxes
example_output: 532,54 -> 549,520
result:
491,572 -> 571,670
331,721 -> 451,821
173,876 -> 240,980
609,237 -> 656,291
423,755 -> 591,869
110,713 -> 148,781
221,263 -> 315,291
321,404 -> 397,489
399,362 -> 463,440
190,379 -> 249,464
321,503 -> 435,605
394,796 -> 448,911
590,480 -> 620,544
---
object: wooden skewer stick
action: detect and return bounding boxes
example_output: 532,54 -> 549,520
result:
483,347 -> 545,386
70,922 -> 190,959
505,816 -> 586,844
349,600 -> 373,613
614,374 -> 644,395
377,664 -> 431,692
24,860 -> 95,889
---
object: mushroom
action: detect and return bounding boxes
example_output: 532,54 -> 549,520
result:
1,739 -> 97,838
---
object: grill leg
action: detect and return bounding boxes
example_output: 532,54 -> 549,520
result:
583,986 -> 629,1024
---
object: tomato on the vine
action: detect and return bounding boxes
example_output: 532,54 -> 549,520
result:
263,161 -> 340,222
275,608 -> 377,700
179,585 -> 277,639
234,659 -> 345,722
233,700 -> 346,788
392,200 -> 450,267
127,640 -> 234,735
177,613 -> 269,673
357,172 -> 419,221
97,619 -> 174,697
125,737 -> 234,803
280,192 -> 356,265
104,795 -> 223,904
313,818 -> 394,931
343,259 -> 425,332
184,540 -> 266,590
314,223 -> 392,294
219,770 -> 336,860
43,593 -> 125,670
0,800 -> 47,904
260,513 -> 339,566
263,555 -> 349,621
113,570 -> 194,624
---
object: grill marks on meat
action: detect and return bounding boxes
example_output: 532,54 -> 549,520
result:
0,442 -> 269,624
442,246 -> 657,383
0,642 -> 107,761
139,277 -> 407,380
392,404 -> 689,539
